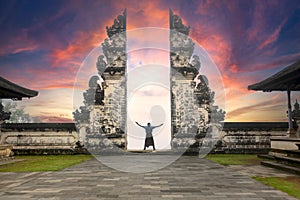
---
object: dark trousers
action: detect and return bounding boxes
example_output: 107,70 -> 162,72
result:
144,137 -> 155,150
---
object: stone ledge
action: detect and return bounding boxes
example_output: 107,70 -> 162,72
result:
261,161 -> 300,175
270,137 -> 300,142
0,159 -> 24,166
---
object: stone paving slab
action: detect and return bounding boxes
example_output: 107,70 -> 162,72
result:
227,164 -> 299,177
0,156 -> 297,200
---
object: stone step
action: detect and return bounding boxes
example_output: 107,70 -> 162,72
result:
269,148 -> 300,158
259,153 -> 300,166
257,154 -> 274,160
261,161 -> 300,175
286,149 -> 300,158
273,154 -> 300,166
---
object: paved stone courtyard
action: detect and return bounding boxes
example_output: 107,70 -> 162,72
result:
0,156 -> 297,200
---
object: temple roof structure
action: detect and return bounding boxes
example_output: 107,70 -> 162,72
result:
248,59 -> 300,135
248,60 -> 300,92
0,76 -> 38,100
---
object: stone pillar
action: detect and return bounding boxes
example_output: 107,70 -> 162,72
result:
287,90 -> 296,137
101,71 -> 126,147
292,100 -> 300,138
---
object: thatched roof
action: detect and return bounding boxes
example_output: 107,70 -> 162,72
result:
0,76 -> 38,100
248,60 -> 300,92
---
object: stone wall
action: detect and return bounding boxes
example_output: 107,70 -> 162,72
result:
0,123 -> 80,155
0,122 -> 290,154
213,122 -> 288,154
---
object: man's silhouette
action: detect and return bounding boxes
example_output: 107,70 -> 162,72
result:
135,122 -> 163,150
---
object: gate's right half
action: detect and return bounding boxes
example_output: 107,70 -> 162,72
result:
169,9 -> 224,154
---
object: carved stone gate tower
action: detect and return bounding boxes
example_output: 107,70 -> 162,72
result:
74,10 -> 127,152
169,10 -> 213,152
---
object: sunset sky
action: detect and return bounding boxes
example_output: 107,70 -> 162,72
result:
0,0 -> 300,123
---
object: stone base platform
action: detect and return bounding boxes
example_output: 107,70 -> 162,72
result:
0,156 -> 296,199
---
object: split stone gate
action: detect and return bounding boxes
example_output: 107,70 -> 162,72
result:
73,9 -> 225,153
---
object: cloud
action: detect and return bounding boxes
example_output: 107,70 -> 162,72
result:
189,1 -> 299,93
37,115 -> 73,123
226,93 -> 286,121
229,64 -> 238,73
258,19 -> 287,50
112,0 -> 169,29
50,30 -> 105,70
0,28 -> 38,56
11,45 -> 40,54
0,2 -> 119,91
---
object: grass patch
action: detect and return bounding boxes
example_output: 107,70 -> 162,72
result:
205,154 -> 262,165
253,177 -> 300,199
0,154 -> 93,172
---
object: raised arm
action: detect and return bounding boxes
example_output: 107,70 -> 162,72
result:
135,122 -> 143,127
153,123 -> 163,128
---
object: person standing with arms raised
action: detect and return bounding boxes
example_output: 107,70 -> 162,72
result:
135,122 -> 163,150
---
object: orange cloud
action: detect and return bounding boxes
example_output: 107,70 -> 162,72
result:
229,64 -> 238,73
190,26 -> 253,103
11,44 -> 39,54
51,31 -> 105,69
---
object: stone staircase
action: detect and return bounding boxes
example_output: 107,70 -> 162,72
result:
258,148 -> 300,175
